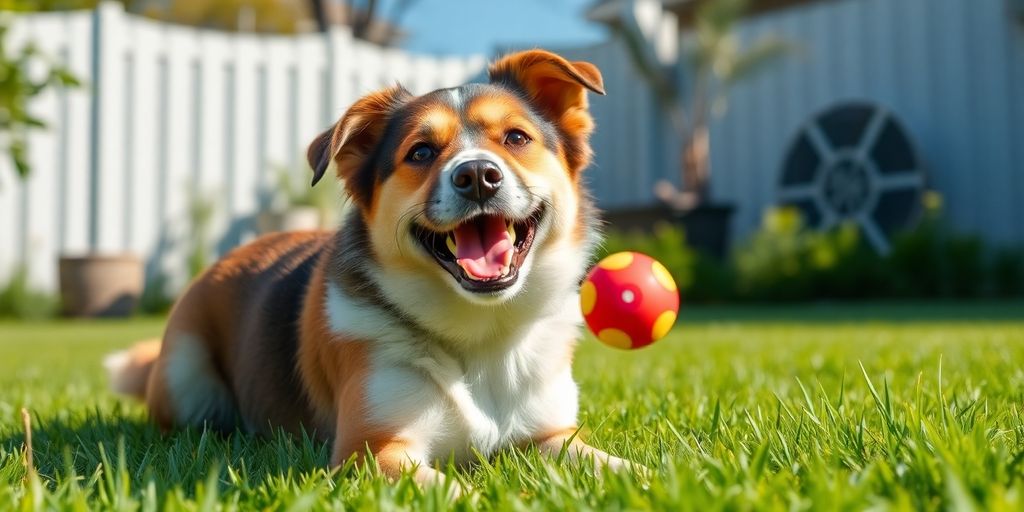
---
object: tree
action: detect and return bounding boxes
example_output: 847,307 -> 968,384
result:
612,0 -> 792,211
139,0 -> 310,34
0,23 -> 80,183
308,0 -> 328,31
307,0 -> 417,44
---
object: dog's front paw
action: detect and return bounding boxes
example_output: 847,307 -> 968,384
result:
597,455 -> 652,481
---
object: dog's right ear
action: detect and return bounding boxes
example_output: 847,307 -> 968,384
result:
307,85 -> 411,204
489,50 -> 604,174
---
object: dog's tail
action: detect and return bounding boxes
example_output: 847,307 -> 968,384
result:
103,339 -> 161,399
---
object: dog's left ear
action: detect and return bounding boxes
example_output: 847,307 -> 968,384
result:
489,50 -> 605,172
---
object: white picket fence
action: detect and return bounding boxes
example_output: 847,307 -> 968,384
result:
0,3 -> 486,293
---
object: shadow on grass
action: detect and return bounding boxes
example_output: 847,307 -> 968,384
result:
2,410 -> 332,497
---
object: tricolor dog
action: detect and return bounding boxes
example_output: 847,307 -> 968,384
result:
106,49 -> 638,490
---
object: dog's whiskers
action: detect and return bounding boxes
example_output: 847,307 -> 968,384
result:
394,201 -> 438,257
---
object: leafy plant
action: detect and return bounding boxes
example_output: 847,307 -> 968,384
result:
186,186 -> 217,278
600,222 -> 696,291
0,265 -> 58,319
272,164 -> 340,224
0,22 -> 80,182
138,271 -> 174,314
991,248 -> 1024,297
599,200 -> 1018,303
600,222 -> 737,302
0,1 -> 106,11
888,194 -> 988,298
730,208 -> 850,300
140,0 -> 308,34
687,250 -> 736,302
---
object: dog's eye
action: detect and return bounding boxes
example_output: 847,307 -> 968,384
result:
407,144 -> 437,163
504,130 -> 530,147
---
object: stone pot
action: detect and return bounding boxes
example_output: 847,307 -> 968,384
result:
58,253 -> 144,317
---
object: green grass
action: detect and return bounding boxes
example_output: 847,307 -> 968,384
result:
2,302 -> 1024,510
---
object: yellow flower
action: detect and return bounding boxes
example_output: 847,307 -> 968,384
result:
923,191 -> 943,214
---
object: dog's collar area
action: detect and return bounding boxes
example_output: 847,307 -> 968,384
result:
412,205 -> 544,294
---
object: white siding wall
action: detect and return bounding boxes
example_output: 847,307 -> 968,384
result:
0,3 -> 484,293
558,40 -> 680,211
708,0 -> 1024,243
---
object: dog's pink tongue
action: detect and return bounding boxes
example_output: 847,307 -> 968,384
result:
454,215 -> 513,280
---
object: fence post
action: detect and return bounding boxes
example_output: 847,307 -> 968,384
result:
88,1 -> 126,253
325,27 -> 353,124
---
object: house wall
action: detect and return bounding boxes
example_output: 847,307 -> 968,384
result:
708,0 -> 1024,244
556,39 -> 681,212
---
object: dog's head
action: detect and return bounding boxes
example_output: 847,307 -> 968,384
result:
308,49 -> 604,315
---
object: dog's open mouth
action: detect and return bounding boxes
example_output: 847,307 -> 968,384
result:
412,207 -> 544,293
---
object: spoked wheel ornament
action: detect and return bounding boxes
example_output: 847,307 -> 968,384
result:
777,103 -> 926,254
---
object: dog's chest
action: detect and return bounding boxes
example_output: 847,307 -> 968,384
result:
429,354 -> 579,462
342,285 -> 585,463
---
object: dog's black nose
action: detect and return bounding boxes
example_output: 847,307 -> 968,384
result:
451,160 -> 503,202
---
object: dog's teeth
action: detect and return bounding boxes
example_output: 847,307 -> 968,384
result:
507,221 -> 516,244
446,235 -> 457,256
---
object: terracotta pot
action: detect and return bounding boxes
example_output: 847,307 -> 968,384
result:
257,206 -> 321,234
58,253 -> 143,317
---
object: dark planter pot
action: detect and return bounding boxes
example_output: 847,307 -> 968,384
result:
59,254 -> 144,317
675,203 -> 736,260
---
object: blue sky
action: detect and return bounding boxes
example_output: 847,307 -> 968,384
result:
378,0 -> 608,56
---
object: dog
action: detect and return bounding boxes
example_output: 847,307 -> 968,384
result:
105,49 -> 637,491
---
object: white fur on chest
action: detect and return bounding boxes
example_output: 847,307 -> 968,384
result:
327,282 -> 583,464
367,339 -> 580,464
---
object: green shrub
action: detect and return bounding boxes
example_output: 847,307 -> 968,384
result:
186,186 -> 217,279
599,222 -> 735,302
687,251 -> 736,302
599,200 -> 1020,303
731,208 -> 887,301
731,208 -> 811,300
811,226 -> 892,299
0,265 -> 58,320
0,23 -> 80,181
991,248 -> 1024,297
887,201 -> 988,298
599,222 -> 696,291
139,272 -> 174,315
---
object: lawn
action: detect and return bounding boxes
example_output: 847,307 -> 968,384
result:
2,302 -> 1024,510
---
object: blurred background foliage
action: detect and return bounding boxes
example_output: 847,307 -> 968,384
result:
0,264 -> 59,319
0,23 -> 80,180
600,194 -> 1024,304
0,0 -> 309,33
0,0 -> 103,10
0,0 -> 404,38
138,0 -> 310,34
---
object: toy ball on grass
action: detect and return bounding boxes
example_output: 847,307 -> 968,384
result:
580,252 -> 679,350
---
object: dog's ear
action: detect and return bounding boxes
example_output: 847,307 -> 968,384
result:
307,85 -> 411,203
488,50 -> 605,172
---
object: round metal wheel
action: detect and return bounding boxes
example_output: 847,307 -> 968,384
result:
777,102 -> 926,254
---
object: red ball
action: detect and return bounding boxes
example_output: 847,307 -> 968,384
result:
580,252 -> 680,350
